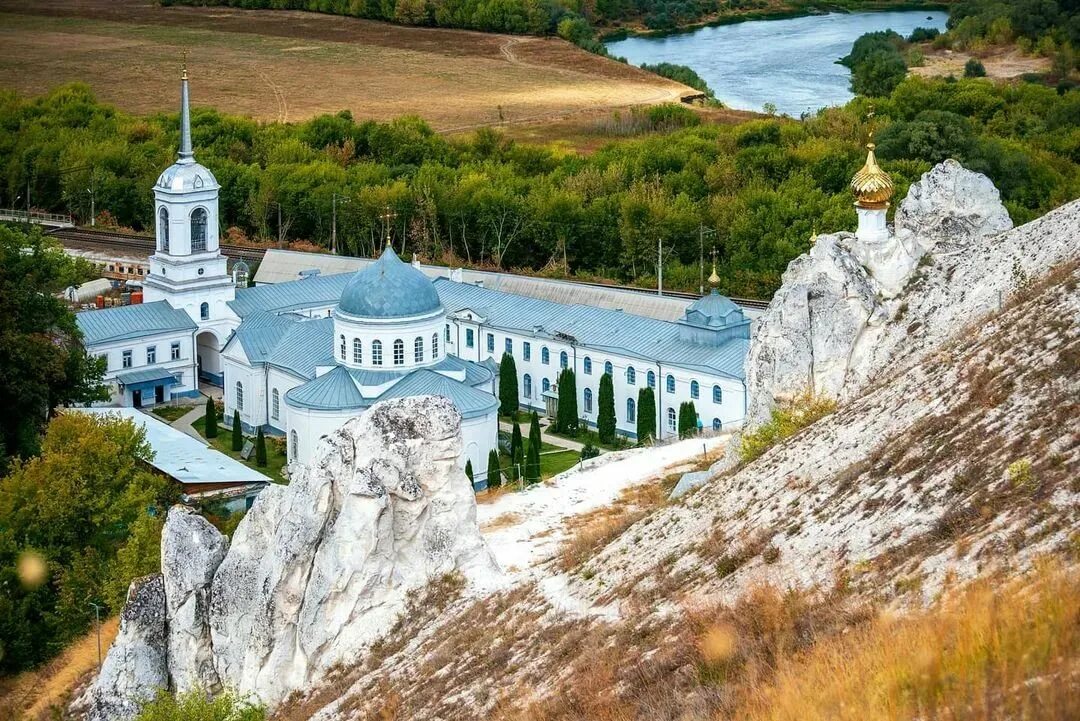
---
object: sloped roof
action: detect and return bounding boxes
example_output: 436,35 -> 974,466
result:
232,312 -> 297,364
77,301 -> 196,345
285,366 -> 365,410
433,279 -> 749,379
379,370 -> 499,419
229,273 -> 350,318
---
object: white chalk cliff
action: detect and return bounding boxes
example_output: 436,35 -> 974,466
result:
743,159 -> 1076,425
80,395 -> 499,718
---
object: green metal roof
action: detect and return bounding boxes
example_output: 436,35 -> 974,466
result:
77,301 -> 196,345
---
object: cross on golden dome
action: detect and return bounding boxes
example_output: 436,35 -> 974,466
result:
851,107 -> 894,209
708,247 -> 720,286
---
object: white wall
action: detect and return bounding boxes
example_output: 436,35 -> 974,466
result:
90,329 -> 196,404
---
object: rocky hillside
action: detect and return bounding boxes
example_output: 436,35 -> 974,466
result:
74,162 -> 1079,721
287,166 -> 1077,720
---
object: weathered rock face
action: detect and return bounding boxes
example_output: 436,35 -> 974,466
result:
83,575 -> 168,721
207,395 -> 497,705
894,159 -> 1013,251
161,505 -> 228,695
743,160 -> 1071,426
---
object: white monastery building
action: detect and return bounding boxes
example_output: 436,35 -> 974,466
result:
76,70 -> 758,473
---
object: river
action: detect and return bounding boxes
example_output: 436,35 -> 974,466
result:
605,10 -> 948,116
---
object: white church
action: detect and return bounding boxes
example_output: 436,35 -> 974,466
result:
75,69 -> 809,473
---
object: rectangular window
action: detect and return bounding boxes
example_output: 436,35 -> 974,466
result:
504,338 -> 512,356
523,342 -> 531,361
487,333 -> 495,353
445,324 -> 451,342
171,342 -> 181,361
146,346 -> 156,364
466,328 -> 474,348
122,350 -> 132,369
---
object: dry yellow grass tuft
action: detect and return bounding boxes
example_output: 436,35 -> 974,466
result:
0,616 -> 119,720
557,479 -> 669,572
738,563 -> 1080,721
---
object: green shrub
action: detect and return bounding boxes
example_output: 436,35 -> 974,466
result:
965,58 -> 987,77
580,443 -> 600,461
739,392 -> 837,465
204,396 -> 218,438
231,410 -> 242,452
136,690 -> 265,721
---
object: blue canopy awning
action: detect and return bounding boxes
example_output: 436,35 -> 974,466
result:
116,367 -> 180,392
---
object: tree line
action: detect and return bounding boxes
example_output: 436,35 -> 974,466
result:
3,76 -> 1078,299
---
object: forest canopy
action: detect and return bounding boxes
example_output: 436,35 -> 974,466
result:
2,76 -> 1078,300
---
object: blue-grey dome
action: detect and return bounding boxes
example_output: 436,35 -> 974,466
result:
683,290 -> 744,328
337,246 -> 442,318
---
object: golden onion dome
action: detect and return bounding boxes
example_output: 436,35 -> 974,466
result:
851,142 -> 894,209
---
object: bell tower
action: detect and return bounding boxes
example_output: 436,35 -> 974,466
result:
142,60 -> 234,324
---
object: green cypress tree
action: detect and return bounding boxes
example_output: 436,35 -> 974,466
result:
204,396 -> 217,438
498,352 -> 519,417
510,420 -> 523,481
637,387 -> 656,444
679,401 -> 699,439
465,459 -> 474,485
231,410 -> 242,452
486,448 -> 502,488
555,368 -> 578,435
255,427 -> 267,467
597,372 -> 616,445
526,410 -> 542,483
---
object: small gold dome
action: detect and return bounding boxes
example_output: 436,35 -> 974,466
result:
851,143 -> 894,209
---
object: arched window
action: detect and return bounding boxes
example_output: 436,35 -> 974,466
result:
353,338 -> 362,364
541,347 -> 550,365
691,380 -> 700,399
559,351 -> 568,369
604,361 -> 613,376
667,407 -> 676,432
713,385 -> 722,403
542,378 -> 550,393
393,339 -> 404,365
524,374 -> 532,398
583,357 -> 592,375
271,389 -> 280,420
159,207 -> 169,252
432,333 -> 439,358
627,398 -> 636,423
372,340 -> 383,366
414,336 -> 424,363
626,366 -> 636,385
666,375 -> 675,393
712,418 -> 721,431
236,381 -> 244,411
647,370 -> 656,389
339,334 -> 346,360
290,430 -> 298,459
191,208 -> 208,252
200,302 -> 209,320
584,387 -> 593,413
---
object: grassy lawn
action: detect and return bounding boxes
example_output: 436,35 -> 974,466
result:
493,442 -> 581,485
150,404 -> 193,423
191,415 -> 288,484
546,426 -> 632,452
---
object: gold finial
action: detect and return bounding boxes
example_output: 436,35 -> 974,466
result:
181,49 -> 188,80
380,205 -> 397,249
708,247 -> 720,287
851,105 -> 893,209
811,225 -> 818,243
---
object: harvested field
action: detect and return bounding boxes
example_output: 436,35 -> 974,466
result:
912,47 -> 1052,80
0,0 -> 690,131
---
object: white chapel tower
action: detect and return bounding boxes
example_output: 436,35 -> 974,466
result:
143,63 -> 234,326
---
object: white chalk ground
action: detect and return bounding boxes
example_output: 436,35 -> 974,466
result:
474,435 -> 729,590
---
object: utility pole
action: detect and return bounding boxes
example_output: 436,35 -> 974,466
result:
276,203 -> 283,248
88,601 -> 103,666
88,168 -> 96,226
331,193 -> 338,254
657,237 -> 663,296
698,225 -> 717,295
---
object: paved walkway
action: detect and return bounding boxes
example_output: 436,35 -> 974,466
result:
498,419 -> 586,453
172,402 -> 209,443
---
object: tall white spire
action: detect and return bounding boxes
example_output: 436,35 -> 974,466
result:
178,54 -> 194,164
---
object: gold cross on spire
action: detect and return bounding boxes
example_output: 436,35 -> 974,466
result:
181,48 -> 188,80
708,247 -> 720,287
380,205 -> 397,249
865,104 -> 876,144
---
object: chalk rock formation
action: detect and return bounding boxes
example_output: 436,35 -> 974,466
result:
162,505 -> 228,695
744,159 -> 1045,426
894,158 -> 1013,250
84,575 -> 168,721
208,395 -> 498,705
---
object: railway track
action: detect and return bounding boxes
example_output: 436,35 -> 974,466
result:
49,227 -> 267,263
48,226 -> 771,311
